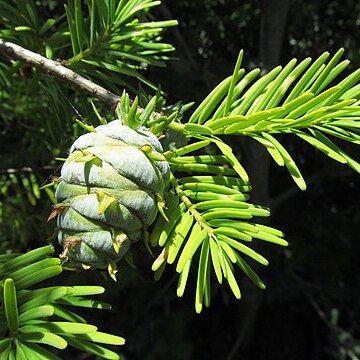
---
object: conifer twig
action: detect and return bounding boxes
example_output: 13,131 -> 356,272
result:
0,39 -> 120,109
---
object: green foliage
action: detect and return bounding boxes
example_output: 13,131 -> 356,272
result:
0,0 -> 176,92
188,49 -> 360,189
135,48 -> 360,312
0,245 -> 125,359
148,122 -> 281,313
63,0 -> 177,91
150,159 -> 287,313
1,0 -> 360,358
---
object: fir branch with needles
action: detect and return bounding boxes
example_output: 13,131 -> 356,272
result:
1,1 -> 360,358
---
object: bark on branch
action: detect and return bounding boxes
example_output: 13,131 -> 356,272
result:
0,39 -> 120,109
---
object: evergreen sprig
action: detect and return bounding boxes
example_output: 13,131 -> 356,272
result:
0,0 -> 177,92
63,0 -> 177,91
188,49 -> 360,189
149,135 -> 287,313
139,49 -> 360,310
0,245 -> 125,359
1,0 -> 360,341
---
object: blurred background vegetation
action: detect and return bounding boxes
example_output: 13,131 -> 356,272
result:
1,0 -> 360,359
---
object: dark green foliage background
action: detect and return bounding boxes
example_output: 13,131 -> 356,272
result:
1,1 -> 360,359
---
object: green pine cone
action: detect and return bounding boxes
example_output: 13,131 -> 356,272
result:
55,120 -> 170,269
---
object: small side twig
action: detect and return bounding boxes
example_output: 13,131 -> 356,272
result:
0,39 -> 120,110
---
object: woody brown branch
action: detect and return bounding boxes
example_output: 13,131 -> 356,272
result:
0,39 -> 120,109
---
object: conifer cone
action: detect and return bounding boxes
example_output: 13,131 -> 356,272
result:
54,120 -> 170,270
